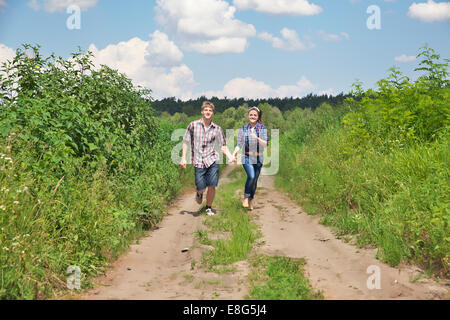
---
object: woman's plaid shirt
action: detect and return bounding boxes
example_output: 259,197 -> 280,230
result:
236,122 -> 269,158
183,119 -> 226,168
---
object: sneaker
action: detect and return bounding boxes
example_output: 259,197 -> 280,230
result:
195,192 -> 203,204
206,207 -> 215,216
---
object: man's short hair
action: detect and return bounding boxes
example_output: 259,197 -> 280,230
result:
201,101 -> 215,112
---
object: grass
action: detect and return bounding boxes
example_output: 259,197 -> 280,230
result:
195,165 -> 322,299
276,123 -> 450,277
247,255 -> 323,300
195,168 -> 260,268
0,137 -> 195,299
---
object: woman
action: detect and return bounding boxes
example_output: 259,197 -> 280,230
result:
232,107 -> 269,211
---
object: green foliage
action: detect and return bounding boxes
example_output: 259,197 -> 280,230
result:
0,45 -> 189,299
197,175 -> 259,269
276,46 -> 449,276
247,255 -> 323,300
343,45 -> 449,153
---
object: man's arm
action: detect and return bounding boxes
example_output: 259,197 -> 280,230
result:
232,146 -> 240,159
180,141 -> 188,168
221,145 -> 235,163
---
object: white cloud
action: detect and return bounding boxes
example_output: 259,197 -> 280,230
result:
407,0 -> 450,23
258,28 -> 314,51
395,54 -> 417,63
155,0 -> 256,55
146,30 -> 184,67
28,0 -> 98,12
199,76 -> 316,99
318,88 -> 335,96
0,43 -> 15,64
233,0 -> 322,16
88,34 -> 197,100
187,37 -> 249,55
0,0 -> 7,11
340,32 -> 350,40
318,30 -> 350,42
27,0 -> 40,10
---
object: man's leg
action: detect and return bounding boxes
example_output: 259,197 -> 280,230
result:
206,187 -> 216,207
205,162 -> 219,208
195,167 -> 207,204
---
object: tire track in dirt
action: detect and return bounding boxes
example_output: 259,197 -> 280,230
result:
252,172 -> 449,300
75,165 -> 449,300
76,165 -> 250,300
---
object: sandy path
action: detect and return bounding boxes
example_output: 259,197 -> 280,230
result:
77,165 -> 249,300
253,172 -> 449,300
76,165 -> 449,300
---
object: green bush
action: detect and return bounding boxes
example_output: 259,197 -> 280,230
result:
0,45 -> 189,299
276,46 -> 449,276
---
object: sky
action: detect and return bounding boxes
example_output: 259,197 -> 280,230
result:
0,0 -> 449,100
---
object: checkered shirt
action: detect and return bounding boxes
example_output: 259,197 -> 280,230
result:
183,119 -> 226,168
236,123 -> 269,155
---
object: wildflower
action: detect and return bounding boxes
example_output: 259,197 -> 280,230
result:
0,205 -> 5,211
14,201 -> 19,205
3,247 -> 9,251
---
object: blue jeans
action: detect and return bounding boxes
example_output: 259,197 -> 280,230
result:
195,162 -> 219,191
242,156 -> 263,200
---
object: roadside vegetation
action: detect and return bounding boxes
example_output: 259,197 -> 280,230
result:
1,43 -> 447,299
194,167 -> 322,299
0,45 -> 192,299
165,45 -> 449,278
276,46 -> 449,277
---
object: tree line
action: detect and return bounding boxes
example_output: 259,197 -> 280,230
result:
151,93 -> 351,116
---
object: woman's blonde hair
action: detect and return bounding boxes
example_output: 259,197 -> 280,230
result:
201,101 -> 215,112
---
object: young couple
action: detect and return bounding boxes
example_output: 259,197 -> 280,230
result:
180,101 -> 269,216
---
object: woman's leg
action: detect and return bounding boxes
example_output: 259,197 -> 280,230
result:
249,162 -> 263,200
242,162 -> 256,203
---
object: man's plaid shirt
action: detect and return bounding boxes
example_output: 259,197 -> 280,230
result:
183,119 -> 226,168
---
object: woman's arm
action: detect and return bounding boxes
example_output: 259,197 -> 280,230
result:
250,132 -> 268,148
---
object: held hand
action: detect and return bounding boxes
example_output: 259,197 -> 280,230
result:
180,158 -> 187,169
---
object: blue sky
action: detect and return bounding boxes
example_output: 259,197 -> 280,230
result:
0,0 -> 449,100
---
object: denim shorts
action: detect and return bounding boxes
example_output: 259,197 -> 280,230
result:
195,162 -> 219,191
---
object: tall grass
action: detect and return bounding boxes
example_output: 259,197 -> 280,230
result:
276,47 -> 449,276
277,127 -> 449,274
0,45 -> 193,299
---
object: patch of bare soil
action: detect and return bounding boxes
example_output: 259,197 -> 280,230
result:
252,174 -> 449,300
76,165 -> 250,300
74,165 -> 449,300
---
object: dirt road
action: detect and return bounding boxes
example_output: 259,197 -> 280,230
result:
77,165 -> 449,300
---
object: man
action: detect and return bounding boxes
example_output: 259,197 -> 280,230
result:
180,101 -> 234,216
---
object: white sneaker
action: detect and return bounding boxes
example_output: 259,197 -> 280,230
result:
206,208 -> 215,216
